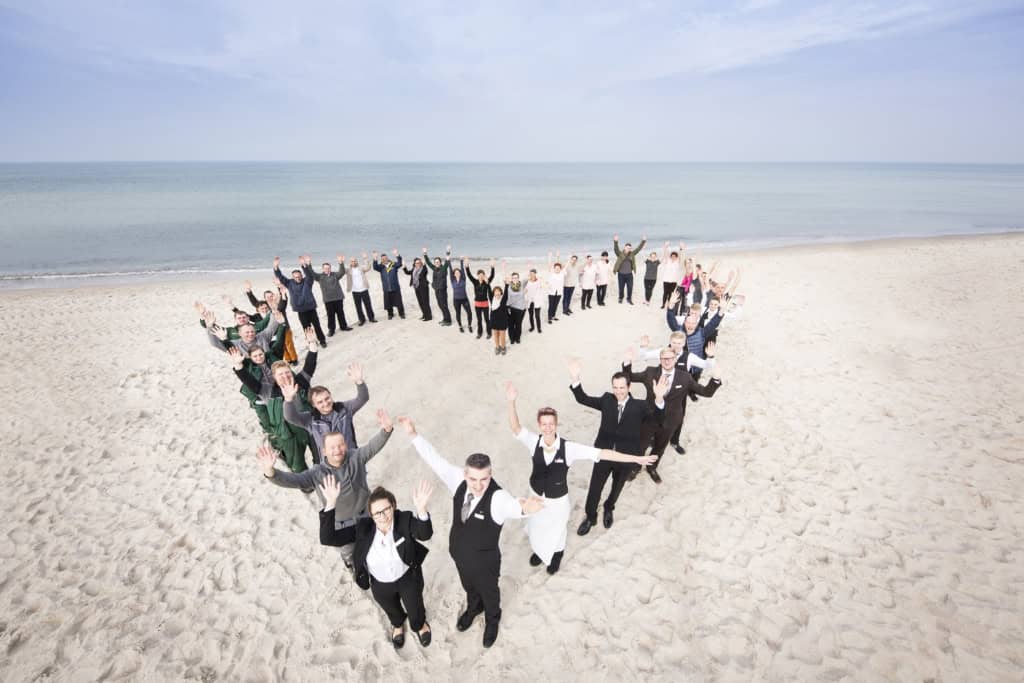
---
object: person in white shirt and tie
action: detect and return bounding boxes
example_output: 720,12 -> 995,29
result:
397,416 -> 544,648
319,476 -> 435,650
504,382 -> 656,575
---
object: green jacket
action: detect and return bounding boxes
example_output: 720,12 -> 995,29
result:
199,312 -> 272,340
613,238 -> 647,274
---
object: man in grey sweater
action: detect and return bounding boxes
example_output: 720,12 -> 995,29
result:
313,256 -> 353,336
281,362 -> 369,461
257,408 -> 395,552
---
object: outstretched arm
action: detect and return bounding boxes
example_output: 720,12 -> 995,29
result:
505,382 -> 522,435
342,363 -> 369,414
399,418 -> 464,495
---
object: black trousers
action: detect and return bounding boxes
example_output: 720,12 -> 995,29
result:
596,284 -> 608,305
324,299 -> 349,333
434,288 -> 452,323
414,286 -> 432,320
643,279 -> 657,303
617,272 -> 634,303
383,290 -> 405,318
646,414 -> 684,471
661,282 -> 676,308
508,308 -> 526,342
474,306 -> 491,335
455,554 -> 502,625
352,290 -> 376,322
547,294 -> 561,321
370,567 -> 427,631
580,288 -> 594,309
583,460 -> 633,520
527,304 -> 542,332
562,286 -> 575,313
454,298 -> 471,328
671,369 -> 700,445
297,309 -> 326,344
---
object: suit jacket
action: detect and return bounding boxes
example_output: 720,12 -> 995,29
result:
319,508 -> 433,590
622,362 -> 721,428
570,383 -> 662,456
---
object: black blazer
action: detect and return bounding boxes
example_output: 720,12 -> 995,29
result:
622,362 -> 721,427
570,383 -> 663,455
403,266 -> 431,291
320,508 -> 433,590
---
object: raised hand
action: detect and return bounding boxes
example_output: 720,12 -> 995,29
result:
273,256 -> 281,269
279,377 -> 299,402
623,346 -> 635,364
489,257 -> 496,266
243,279 -> 252,291
227,346 -> 245,370
256,443 -> 279,476
412,480 -> 434,515
320,473 -> 341,507
668,290 -> 680,307
392,248 -> 399,256
653,374 -> 669,402
212,325 -> 228,341
396,416 -> 417,437
304,325 -> 318,347
519,496 -> 545,515
346,362 -> 364,384
705,340 -> 717,357
613,233 -> 619,242
220,293 -> 233,306
194,300 -> 206,314
361,251 -> 368,260
377,408 -> 394,432
273,309 -> 286,323
337,253 -> 345,262
422,246 -> 428,254
567,357 -> 582,383
446,244 -> 452,253
639,334 -> 650,348
505,381 -> 518,402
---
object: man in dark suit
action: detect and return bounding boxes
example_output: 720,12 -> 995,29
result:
403,256 -> 433,321
623,345 -> 723,484
568,358 -> 669,535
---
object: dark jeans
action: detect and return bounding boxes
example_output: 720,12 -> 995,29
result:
297,309 -> 326,344
547,294 -> 561,321
583,460 -> 633,520
414,286 -> 432,320
456,554 -> 501,625
509,308 -> 526,342
324,299 -> 349,333
383,290 -> 405,318
596,284 -> 608,305
527,304 -> 542,332
434,288 -> 452,323
661,282 -> 677,308
617,272 -> 634,303
454,298 -> 471,328
352,290 -> 376,322
370,567 -> 427,631
562,286 -> 575,313
580,288 -> 594,309
643,279 -> 657,303
474,305 -> 491,335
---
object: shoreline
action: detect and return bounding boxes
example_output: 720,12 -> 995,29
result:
3,229 -> 1022,294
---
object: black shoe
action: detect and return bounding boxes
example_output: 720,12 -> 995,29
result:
603,509 -> 614,529
417,623 -> 432,647
547,551 -> 563,575
476,332 -> 482,339
399,315 -> 406,319
340,326 -> 353,331
673,444 -> 686,455
468,326 -> 473,333
358,320 -> 366,327
647,466 -> 662,484
482,621 -> 499,648
392,627 -> 405,650
388,314 -> 395,320
423,317 -> 432,322
459,325 -> 464,333
577,517 -> 595,536
456,609 -> 482,632
529,553 -> 543,567
486,333 -> 491,339
328,330 -> 335,337
370,319 -> 378,323
320,340 -> 327,348
625,467 -> 639,482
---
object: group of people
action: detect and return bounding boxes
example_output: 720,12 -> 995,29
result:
197,234 -> 745,650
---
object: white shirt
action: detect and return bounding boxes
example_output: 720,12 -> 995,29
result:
638,347 -> 714,371
365,525 -> 409,583
514,427 -> 600,467
547,270 -> 566,295
411,434 -> 529,525
570,383 -> 666,412
350,267 -> 368,293
579,264 -> 597,288
524,279 -> 545,306
595,261 -> 612,285
661,259 -> 681,283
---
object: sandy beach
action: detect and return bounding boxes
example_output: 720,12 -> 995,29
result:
1,233 -> 1022,682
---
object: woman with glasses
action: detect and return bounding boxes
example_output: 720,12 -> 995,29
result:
319,475 -> 436,649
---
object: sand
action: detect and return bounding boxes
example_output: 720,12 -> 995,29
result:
1,234 -> 1022,682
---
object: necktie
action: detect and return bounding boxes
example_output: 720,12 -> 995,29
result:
461,492 -> 474,522
617,403 -> 624,423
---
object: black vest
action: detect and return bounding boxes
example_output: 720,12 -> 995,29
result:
449,478 -> 503,564
529,436 -> 569,499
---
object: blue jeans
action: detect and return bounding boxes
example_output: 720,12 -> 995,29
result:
617,272 -> 634,303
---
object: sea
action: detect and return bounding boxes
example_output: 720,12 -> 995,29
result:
1,162 -> 1022,288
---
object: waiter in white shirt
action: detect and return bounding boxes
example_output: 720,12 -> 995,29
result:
397,416 -> 544,648
505,382 -> 656,575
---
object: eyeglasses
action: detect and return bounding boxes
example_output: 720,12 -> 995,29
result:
371,506 -> 393,519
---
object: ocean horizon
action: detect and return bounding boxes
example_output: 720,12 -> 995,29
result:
2,161 -> 1022,288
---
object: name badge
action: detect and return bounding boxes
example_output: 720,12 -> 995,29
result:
395,537 -> 406,547
554,459 -> 565,464
674,384 -> 683,389
473,512 -> 485,520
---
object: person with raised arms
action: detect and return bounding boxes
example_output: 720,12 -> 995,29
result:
320,476 -> 436,650
372,249 -> 406,320
397,416 -> 544,648
424,245 -> 454,327
282,362 -> 369,461
504,382 -> 656,574
612,233 -> 647,305
312,254 -> 353,336
274,255 -> 327,347
346,253 -> 378,326
578,255 -> 596,310
403,253 -> 433,322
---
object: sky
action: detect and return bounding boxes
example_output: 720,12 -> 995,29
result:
0,0 -> 1022,162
